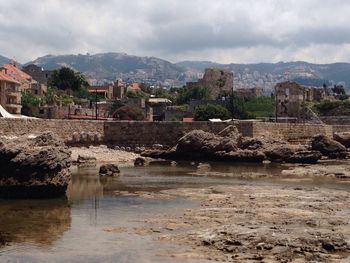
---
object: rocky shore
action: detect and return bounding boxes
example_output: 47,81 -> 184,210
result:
0,132 -> 71,198
130,183 -> 350,262
142,126 -> 349,164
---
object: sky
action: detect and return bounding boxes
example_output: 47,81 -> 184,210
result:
1,0 -> 350,64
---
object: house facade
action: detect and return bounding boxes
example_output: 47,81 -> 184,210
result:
0,70 -> 22,114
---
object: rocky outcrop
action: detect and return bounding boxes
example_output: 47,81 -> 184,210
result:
311,134 -> 347,159
334,132 -> 350,148
99,164 -> 120,176
142,126 -> 325,164
0,132 -> 71,198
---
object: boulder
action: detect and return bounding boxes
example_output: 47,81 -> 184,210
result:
217,125 -> 242,146
265,147 -> 294,162
99,164 -> 120,176
215,150 -> 266,163
287,151 -> 322,164
0,133 -> 71,199
134,157 -> 147,166
77,155 -> 97,166
176,130 -> 238,157
334,132 -> 350,148
311,134 -> 347,159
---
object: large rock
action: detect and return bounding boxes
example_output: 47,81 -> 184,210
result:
287,151 -> 322,164
0,132 -> 71,198
334,132 -> 350,148
311,134 -> 347,159
176,130 -> 239,157
99,164 -> 120,176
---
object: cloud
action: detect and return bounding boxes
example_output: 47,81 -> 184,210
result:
1,0 -> 350,63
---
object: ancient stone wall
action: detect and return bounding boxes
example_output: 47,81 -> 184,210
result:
0,118 -> 347,147
0,119 -> 104,142
252,122 -> 333,143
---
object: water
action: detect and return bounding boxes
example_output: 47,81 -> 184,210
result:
0,162 -> 349,262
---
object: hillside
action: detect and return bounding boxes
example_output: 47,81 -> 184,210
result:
27,53 -> 185,84
0,55 -> 11,66
0,51 -> 347,88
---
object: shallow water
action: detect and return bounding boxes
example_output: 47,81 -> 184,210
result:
0,162 -> 349,262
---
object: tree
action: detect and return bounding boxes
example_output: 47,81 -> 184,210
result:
112,105 -> 145,121
48,67 -> 88,91
177,86 -> 211,104
194,104 -> 230,121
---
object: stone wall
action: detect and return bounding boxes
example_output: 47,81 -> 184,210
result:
333,125 -> 350,133
252,122 -> 334,143
1,118 -> 349,147
0,119 -> 104,142
321,116 -> 350,125
104,121 -> 234,146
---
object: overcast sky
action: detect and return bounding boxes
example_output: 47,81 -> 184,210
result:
1,0 -> 350,64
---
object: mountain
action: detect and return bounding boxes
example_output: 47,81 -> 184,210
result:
27,53 -> 185,85
0,55 -> 12,66
24,52 -> 350,88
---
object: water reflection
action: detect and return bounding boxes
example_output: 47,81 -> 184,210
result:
0,198 -> 71,247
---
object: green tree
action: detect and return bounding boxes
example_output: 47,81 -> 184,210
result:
194,104 -> 230,121
226,95 -> 247,119
177,86 -> 211,104
21,92 -> 41,108
48,67 -> 88,91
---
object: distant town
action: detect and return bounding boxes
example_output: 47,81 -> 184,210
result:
0,55 -> 349,124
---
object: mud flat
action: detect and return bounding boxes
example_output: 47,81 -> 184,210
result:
133,183 -> 350,262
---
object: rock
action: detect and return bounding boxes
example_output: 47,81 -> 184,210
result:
94,132 -> 102,143
77,155 -> 97,165
72,132 -> 80,143
177,130 -> 238,157
134,157 -> 147,166
153,144 -> 164,150
0,133 -> 71,198
32,132 -> 64,147
217,125 -> 242,146
287,151 -> 322,164
311,134 -> 347,159
99,164 -> 120,176
80,132 -> 88,143
216,150 -> 266,163
334,132 -> 350,148
265,147 -> 294,162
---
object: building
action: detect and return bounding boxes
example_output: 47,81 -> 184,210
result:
126,83 -> 141,93
185,68 -> 234,100
1,63 -> 46,96
87,81 -> 125,100
233,87 -> 263,99
22,64 -> 52,85
275,81 -> 326,122
0,69 -> 22,114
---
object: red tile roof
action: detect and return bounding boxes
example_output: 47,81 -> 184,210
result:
2,64 -> 32,82
0,71 -> 20,84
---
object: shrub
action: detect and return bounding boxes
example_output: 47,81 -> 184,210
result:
194,104 -> 230,121
112,105 -> 145,121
